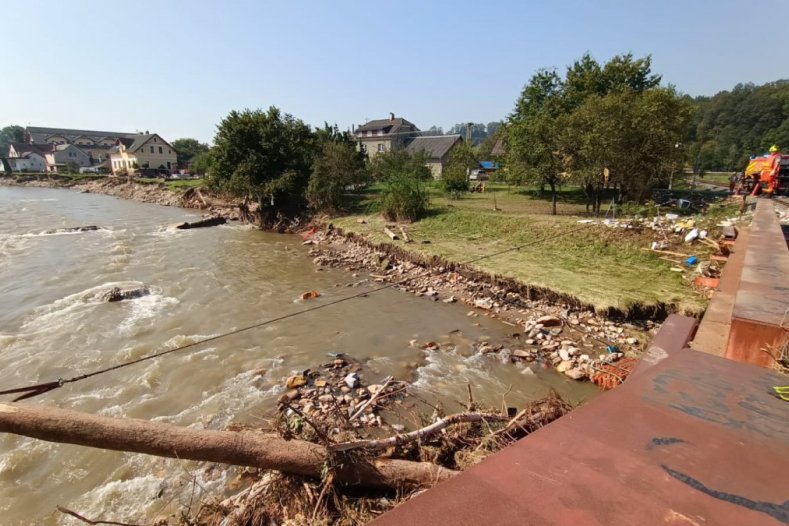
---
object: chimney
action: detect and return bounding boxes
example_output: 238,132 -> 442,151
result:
389,112 -> 395,121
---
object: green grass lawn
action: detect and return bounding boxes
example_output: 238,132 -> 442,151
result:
331,182 -> 739,316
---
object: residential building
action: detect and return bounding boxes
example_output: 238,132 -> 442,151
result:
25,126 -> 134,147
3,152 -> 47,173
355,113 -> 419,158
20,126 -> 177,174
108,133 -> 177,175
45,144 -> 92,171
405,135 -> 463,178
8,142 -> 52,159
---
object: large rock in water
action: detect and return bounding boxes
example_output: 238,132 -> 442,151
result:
44,226 -> 99,234
100,286 -> 151,302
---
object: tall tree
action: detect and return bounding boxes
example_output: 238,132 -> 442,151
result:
506,69 -> 567,214
506,53 -> 674,213
306,141 -> 367,214
171,138 -> 210,167
0,125 -> 24,153
207,107 -> 315,226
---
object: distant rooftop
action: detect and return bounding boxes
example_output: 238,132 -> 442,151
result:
405,135 -> 462,160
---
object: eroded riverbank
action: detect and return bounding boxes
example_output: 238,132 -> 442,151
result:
0,185 -> 607,525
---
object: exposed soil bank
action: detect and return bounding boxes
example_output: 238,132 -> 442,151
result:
307,226 -> 653,385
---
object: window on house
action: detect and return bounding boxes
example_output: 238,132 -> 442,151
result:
377,144 -> 385,153
158,146 -> 162,154
150,146 -> 154,153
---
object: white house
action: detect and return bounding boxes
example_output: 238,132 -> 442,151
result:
5,152 -> 47,173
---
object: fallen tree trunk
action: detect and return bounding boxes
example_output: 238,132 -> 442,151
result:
175,216 -> 226,230
0,403 -> 455,489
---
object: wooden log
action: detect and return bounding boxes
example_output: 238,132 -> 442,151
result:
0,403 -> 455,489
398,227 -> 411,243
640,247 -> 690,257
383,226 -> 398,240
175,216 -> 226,230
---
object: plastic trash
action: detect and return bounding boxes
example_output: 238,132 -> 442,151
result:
684,228 -> 699,242
685,256 -> 698,266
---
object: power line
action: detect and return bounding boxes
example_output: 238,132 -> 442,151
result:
0,224 -> 591,401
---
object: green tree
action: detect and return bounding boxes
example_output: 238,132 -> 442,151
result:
506,69 -> 567,214
189,150 -> 213,175
506,53 -> 670,213
686,80 -> 789,171
368,149 -> 431,181
307,141 -> 367,214
0,125 -> 24,153
207,107 -> 315,226
171,138 -> 210,167
561,88 -> 691,209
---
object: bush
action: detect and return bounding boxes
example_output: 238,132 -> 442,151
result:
379,172 -> 429,222
440,165 -> 469,198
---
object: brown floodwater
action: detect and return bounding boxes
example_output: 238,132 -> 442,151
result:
0,186 -> 598,525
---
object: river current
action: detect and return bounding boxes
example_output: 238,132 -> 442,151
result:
0,186 -> 597,525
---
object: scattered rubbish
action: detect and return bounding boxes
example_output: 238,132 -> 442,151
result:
383,226 -> 398,240
678,199 -> 692,209
693,276 -> 720,289
684,256 -> 698,266
301,226 -> 317,240
684,228 -> 700,243
300,290 -> 321,301
344,372 -> 360,389
772,385 -> 789,402
722,225 -> 738,239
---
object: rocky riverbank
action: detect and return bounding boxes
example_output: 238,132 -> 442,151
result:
0,174 -> 250,222
305,226 -> 652,386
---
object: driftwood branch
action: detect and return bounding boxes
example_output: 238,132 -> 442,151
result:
349,376 -> 394,421
56,506 -> 141,526
0,403 -> 455,489
330,412 -> 509,452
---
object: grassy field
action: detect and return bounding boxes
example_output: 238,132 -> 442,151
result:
331,182 -> 739,316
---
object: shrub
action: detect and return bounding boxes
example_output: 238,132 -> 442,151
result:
379,172 -> 429,222
440,165 -> 469,198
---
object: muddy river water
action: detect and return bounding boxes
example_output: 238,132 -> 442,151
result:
0,186 -> 597,525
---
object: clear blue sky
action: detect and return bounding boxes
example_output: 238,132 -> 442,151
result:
3,0 -> 787,144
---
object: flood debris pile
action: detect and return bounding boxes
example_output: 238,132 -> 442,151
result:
277,354 -> 405,433
184,359 -> 571,526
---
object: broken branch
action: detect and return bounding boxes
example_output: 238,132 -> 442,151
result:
330,412 -> 509,452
